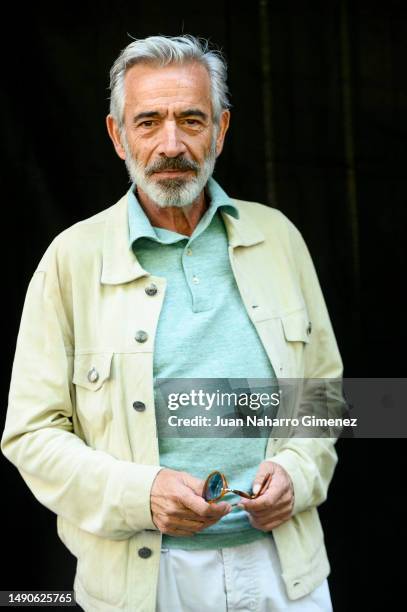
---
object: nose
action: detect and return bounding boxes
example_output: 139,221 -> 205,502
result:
157,120 -> 187,158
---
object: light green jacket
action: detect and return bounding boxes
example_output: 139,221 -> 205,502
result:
1,193 -> 343,612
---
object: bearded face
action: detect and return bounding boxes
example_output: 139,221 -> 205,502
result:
122,131 -> 218,208
107,62 -> 230,209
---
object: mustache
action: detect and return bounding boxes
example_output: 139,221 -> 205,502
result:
145,156 -> 199,177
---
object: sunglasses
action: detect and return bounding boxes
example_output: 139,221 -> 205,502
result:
203,470 -> 271,505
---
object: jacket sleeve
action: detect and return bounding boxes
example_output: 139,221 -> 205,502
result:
1,243 -> 162,540
268,220 -> 344,516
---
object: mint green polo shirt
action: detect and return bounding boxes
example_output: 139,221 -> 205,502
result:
129,178 -> 277,550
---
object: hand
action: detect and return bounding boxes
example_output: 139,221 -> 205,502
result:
150,468 -> 231,536
238,461 -> 294,531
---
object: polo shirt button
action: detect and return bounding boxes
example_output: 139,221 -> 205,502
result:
192,275 -> 200,284
133,401 -> 146,412
135,330 -> 148,343
138,547 -> 152,559
145,283 -> 158,296
307,321 -> 312,335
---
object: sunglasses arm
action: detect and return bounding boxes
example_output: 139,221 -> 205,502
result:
230,488 -> 253,499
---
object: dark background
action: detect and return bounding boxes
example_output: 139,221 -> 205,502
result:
1,1 -> 406,610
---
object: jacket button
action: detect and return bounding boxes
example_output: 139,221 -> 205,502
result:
87,367 -> 99,383
145,283 -> 158,296
135,330 -> 148,343
138,547 -> 152,559
133,401 -> 146,412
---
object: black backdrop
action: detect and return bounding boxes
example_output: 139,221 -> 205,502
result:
1,1 -> 406,610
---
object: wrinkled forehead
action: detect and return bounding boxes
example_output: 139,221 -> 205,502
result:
123,61 -> 213,116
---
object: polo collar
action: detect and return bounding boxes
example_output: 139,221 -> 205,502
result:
127,178 -> 239,247
101,181 -> 265,285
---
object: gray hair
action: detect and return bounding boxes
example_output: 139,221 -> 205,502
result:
109,35 -> 230,128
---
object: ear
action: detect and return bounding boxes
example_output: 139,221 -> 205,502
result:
214,110 -> 230,157
106,114 -> 126,160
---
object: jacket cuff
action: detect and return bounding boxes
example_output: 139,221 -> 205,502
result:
265,451 -> 308,516
120,464 -> 164,532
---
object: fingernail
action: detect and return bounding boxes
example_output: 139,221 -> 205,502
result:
252,483 -> 261,495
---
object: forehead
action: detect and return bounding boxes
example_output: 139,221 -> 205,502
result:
123,61 -> 212,113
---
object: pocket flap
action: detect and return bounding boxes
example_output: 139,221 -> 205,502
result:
281,311 -> 311,343
73,352 -> 113,391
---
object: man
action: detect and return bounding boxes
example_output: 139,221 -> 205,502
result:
1,35 -> 342,611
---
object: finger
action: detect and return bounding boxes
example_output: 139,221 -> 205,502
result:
182,473 -> 205,497
252,461 -> 273,494
163,516 -> 208,531
244,503 -> 292,520
166,493 -> 231,522
173,500 -> 233,521
252,461 -> 275,495
165,503 -> 208,521
155,513 -> 204,535
250,517 -> 289,531
197,501 -> 232,519
181,489 -> 231,518
163,527 -> 197,537
240,478 -> 292,511
239,490 -> 276,512
155,507 -> 230,535
151,500 -> 208,524
249,510 -> 292,531
242,493 -> 292,517
256,509 -> 292,523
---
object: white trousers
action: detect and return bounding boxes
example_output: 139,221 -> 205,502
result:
156,537 -> 333,612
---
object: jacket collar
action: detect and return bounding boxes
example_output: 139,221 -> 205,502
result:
101,187 -> 265,285
220,205 -> 265,248
101,195 -> 148,285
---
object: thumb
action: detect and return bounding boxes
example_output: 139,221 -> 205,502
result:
252,461 -> 274,494
182,472 -> 205,496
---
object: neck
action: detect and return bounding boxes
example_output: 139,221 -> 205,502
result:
136,187 -> 208,237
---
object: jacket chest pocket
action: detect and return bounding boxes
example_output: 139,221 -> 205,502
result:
72,352 -> 114,435
281,310 -> 312,343
251,308 -> 311,378
280,310 -> 311,378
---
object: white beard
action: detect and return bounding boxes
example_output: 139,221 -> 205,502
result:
121,134 -> 217,208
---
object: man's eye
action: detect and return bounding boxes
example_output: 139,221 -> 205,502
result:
184,119 -> 200,126
139,120 -> 155,127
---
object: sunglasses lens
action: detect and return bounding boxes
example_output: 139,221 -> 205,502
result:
204,472 -> 223,501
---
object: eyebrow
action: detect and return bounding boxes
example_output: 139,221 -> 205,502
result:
133,108 -> 208,123
133,111 -> 163,123
177,108 -> 208,121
